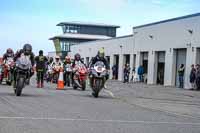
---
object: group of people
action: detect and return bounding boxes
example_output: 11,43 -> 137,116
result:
112,64 -> 145,83
1,45 -> 110,92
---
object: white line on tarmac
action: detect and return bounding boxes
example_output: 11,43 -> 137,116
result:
0,116 -> 199,125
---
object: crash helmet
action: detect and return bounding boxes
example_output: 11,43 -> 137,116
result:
65,55 -> 71,63
6,48 -> 14,57
74,53 -> 81,61
23,44 -> 32,55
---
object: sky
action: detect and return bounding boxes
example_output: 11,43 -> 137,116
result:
0,0 -> 200,56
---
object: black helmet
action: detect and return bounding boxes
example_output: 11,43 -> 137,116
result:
39,50 -> 43,56
6,48 -> 14,57
23,44 -> 32,55
74,53 -> 81,61
49,57 -> 53,63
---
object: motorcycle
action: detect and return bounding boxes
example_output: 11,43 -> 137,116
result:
52,64 -> 62,83
64,64 -> 72,87
73,62 -> 87,91
90,61 -> 107,98
3,57 -> 15,85
46,65 -> 53,83
14,53 -> 32,96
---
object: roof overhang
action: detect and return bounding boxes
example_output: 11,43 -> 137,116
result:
49,33 -> 112,40
56,22 -> 120,28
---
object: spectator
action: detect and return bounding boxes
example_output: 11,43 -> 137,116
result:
196,64 -> 200,91
189,64 -> 196,90
131,67 -> 137,82
178,64 -> 185,88
112,64 -> 117,80
137,65 -> 144,82
123,64 -> 130,83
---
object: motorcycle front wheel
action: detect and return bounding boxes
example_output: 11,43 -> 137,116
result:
16,77 -> 24,96
92,79 -> 103,98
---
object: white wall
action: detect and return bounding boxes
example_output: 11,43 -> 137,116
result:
70,14 -> 200,88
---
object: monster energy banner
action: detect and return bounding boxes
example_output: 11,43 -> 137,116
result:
53,39 -> 61,55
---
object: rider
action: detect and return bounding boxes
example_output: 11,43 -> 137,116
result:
72,53 -> 85,68
51,55 -> 63,68
89,48 -> 110,88
3,48 -> 14,63
63,55 -> 72,86
35,50 -> 48,88
72,53 -> 85,86
2,48 -> 15,79
13,44 -> 35,88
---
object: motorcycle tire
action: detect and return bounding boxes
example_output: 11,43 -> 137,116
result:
73,85 -> 78,90
92,79 -> 102,98
66,74 -> 71,87
81,80 -> 86,91
16,77 -> 24,96
6,81 -> 12,86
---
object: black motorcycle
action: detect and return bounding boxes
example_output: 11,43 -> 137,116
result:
14,54 -> 32,96
90,61 -> 107,98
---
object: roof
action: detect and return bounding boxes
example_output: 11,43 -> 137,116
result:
77,34 -> 133,45
49,33 -> 112,40
133,12 -> 200,29
57,21 -> 120,28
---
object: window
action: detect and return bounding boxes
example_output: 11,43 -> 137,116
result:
64,25 -> 81,33
61,41 -> 78,52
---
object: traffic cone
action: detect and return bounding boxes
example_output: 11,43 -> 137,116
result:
56,68 -> 64,90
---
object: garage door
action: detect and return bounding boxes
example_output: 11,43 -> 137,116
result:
175,49 -> 187,87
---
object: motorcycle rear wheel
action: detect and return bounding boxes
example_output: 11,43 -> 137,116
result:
81,80 -> 86,91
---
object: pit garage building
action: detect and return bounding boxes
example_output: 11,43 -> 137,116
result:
69,13 -> 200,89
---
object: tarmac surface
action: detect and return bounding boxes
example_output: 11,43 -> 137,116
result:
0,79 -> 199,133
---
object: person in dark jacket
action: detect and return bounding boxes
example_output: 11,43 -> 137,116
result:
112,64 -> 117,80
35,50 -> 48,88
196,64 -> 200,91
190,64 -> 196,90
123,64 -> 130,83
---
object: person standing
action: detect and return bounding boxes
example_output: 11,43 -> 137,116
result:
137,65 -> 144,82
178,64 -> 185,88
35,50 -> 48,88
190,64 -> 196,90
196,64 -> 200,91
131,67 -> 136,82
123,64 -> 130,83
112,64 -> 117,80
